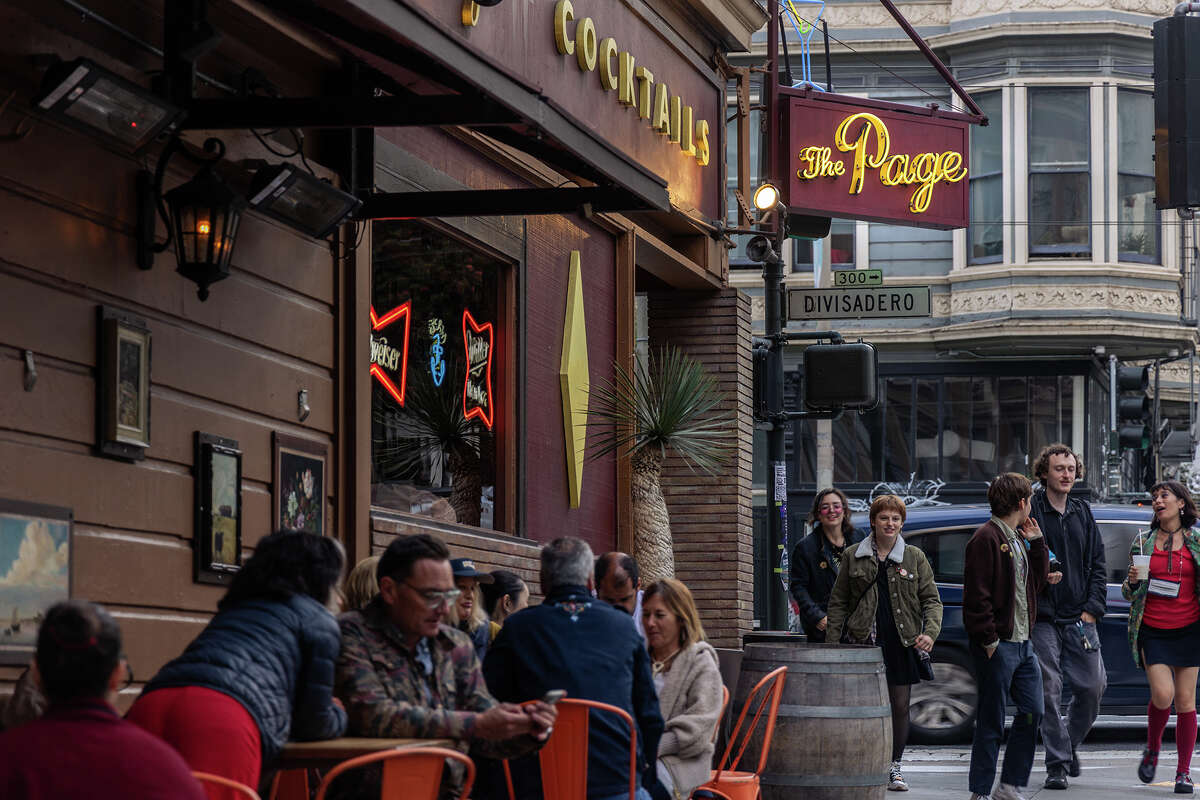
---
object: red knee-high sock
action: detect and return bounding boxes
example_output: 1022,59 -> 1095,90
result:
1150,703 -> 1172,752
1178,710 -> 1198,773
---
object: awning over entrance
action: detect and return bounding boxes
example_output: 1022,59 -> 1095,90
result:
226,0 -> 672,215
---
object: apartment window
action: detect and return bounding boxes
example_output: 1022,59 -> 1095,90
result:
1028,89 -> 1090,258
968,92 -> 1003,264
1118,89 -> 1160,263
830,220 -> 855,267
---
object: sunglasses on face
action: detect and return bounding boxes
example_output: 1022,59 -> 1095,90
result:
404,583 -> 463,610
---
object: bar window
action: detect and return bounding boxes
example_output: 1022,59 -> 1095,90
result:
969,91 -> 1003,264
1118,89 -> 1160,263
1028,88 -> 1090,258
370,220 -> 508,531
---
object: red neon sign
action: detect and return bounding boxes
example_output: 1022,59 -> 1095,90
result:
370,302 -> 411,406
462,309 -> 494,430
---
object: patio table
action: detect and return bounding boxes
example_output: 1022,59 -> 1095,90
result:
276,737 -> 456,771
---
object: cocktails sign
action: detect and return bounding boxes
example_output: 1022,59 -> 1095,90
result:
781,90 -> 971,230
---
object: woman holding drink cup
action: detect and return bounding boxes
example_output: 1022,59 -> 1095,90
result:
1124,480 -> 1200,793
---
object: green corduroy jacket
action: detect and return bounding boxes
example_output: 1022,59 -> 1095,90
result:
827,534 -> 943,648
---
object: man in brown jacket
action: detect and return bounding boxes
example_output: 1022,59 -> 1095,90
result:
964,473 -> 1051,800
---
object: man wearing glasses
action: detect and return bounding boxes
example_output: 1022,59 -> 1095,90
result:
335,534 -> 555,780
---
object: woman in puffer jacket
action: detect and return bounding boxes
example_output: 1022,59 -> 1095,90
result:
127,531 -> 347,794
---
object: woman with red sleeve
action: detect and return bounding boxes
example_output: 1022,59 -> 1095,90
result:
1124,480 -> 1200,794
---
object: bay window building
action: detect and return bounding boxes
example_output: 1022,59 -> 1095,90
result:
728,1 -> 1199,529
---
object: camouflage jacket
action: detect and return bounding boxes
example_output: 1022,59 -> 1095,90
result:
335,597 -> 537,761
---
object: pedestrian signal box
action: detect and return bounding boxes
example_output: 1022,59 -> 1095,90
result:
803,341 -> 878,412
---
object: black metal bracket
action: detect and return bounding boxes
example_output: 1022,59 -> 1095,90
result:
178,96 -> 520,130
356,186 -> 656,219
754,330 -> 844,349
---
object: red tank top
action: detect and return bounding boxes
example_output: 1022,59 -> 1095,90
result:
1143,544 -> 1200,629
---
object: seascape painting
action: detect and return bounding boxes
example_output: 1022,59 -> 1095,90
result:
0,502 -> 71,664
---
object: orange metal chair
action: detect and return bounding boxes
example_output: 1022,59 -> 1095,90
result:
692,666 -> 787,800
267,768 -> 309,800
712,685 -> 731,744
503,698 -> 638,800
314,746 -> 475,800
192,771 -> 263,800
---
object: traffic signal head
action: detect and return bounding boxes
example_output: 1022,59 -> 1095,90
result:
803,342 -> 878,412
1117,365 -> 1151,450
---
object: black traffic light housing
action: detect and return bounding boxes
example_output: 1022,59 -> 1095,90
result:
803,341 -> 879,412
1116,365 -> 1151,450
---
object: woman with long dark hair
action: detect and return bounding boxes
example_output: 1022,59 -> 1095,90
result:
126,531 -> 347,793
1125,480 -> 1200,794
790,488 -> 867,642
481,569 -> 529,642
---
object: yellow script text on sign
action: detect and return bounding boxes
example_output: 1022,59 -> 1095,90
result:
795,112 -> 967,213
552,0 -> 709,167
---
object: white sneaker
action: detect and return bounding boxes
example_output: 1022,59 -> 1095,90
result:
888,761 -> 909,791
992,784 -> 1028,800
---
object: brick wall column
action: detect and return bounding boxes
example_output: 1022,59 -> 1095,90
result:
647,288 -> 753,649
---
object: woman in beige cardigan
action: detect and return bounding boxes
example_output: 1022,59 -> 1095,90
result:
641,578 -> 725,800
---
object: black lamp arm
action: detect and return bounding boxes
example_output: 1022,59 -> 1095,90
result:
138,135 -> 228,269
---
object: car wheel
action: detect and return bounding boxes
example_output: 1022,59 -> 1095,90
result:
909,647 -> 978,744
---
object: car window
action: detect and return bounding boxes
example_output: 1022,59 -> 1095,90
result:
1098,521 -> 1151,584
909,528 -> 975,584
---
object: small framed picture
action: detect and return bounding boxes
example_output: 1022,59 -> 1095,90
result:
273,433 -> 328,536
0,499 -> 72,665
194,432 -> 242,585
96,306 -> 151,461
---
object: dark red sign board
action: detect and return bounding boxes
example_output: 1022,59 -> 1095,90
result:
780,89 -> 971,230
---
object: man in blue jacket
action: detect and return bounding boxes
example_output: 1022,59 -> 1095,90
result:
485,536 -> 664,800
1028,444 -> 1107,790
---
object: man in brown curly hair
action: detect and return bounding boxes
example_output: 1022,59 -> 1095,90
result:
1028,444 -> 1107,790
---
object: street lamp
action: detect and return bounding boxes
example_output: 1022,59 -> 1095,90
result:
752,182 -> 781,212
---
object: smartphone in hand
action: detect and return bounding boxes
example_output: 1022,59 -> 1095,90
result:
541,690 -> 567,704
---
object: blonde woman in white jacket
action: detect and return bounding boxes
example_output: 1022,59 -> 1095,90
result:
642,579 -> 725,800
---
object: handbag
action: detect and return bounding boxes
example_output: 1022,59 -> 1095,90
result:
915,647 -> 935,681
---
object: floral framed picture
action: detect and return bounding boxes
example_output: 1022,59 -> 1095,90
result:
0,499 -> 72,665
273,433 -> 327,536
194,432 -> 242,586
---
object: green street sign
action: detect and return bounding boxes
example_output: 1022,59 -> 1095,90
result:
832,269 -> 883,287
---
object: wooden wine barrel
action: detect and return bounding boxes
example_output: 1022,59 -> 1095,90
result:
733,635 -> 892,800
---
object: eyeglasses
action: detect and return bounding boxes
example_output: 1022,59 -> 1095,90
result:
403,583 -> 462,610
819,504 -> 844,513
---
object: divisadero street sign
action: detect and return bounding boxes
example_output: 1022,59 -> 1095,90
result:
788,286 -> 931,320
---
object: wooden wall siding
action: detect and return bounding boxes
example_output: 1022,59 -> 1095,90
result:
371,511 -> 543,599
646,289 -> 754,649
0,117 -> 338,704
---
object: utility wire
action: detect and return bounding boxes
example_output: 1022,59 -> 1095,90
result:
780,10 -> 972,115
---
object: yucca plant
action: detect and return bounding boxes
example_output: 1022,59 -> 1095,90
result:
373,366 -> 485,526
587,346 -> 731,581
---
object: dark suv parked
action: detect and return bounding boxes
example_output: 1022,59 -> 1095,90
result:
857,502 -> 1153,743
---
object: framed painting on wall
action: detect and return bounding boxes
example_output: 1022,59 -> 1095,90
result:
194,432 -> 242,585
96,306 -> 151,461
273,433 -> 327,536
0,500 -> 72,665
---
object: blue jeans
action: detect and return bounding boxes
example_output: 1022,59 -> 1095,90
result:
593,789 -> 652,800
969,639 -> 1045,795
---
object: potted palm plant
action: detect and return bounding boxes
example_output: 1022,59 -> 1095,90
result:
587,346 -> 731,581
